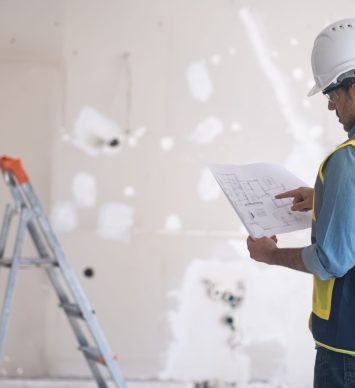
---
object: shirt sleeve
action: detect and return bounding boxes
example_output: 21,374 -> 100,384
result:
302,245 -> 332,280
301,146 -> 355,280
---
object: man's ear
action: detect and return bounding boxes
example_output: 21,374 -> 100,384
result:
348,83 -> 355,101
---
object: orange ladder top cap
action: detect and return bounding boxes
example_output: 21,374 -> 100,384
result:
0,156 -> 29,184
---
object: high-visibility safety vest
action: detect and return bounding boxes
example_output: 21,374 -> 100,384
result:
311,138 -> 355,354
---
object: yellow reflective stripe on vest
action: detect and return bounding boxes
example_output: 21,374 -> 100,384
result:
319,139 -> 355,182
314,340 -> 355,355
312,276 -> 335,320
312,194 -> 316,221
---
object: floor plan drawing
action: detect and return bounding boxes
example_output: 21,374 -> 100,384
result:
209,163 -> 312,238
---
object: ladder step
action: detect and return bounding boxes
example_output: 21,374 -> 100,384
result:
79,346 -> 106,365
0,257 -> 57,268
60,302 -> 83,319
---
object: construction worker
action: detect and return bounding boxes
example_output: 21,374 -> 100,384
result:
246,19 -> 355,388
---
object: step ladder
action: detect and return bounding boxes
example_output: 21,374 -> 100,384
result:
0,157 -> 126,388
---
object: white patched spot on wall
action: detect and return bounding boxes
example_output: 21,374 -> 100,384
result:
161,257 -> 289,385
210,54 -> 222,65
97,202 -> 134,241
289,38 -> 299,46
164,214 -> 182,232
160,136 -> 175,152
197,168 -> 221,201
161,258 -> 252,384
230,121 -> 243,132
51,200 -> 78,233
187,60 -> 214,102
72,172 -> 96,208
123,186 -> 136,197
189,116 -> 224,144
64,106 -> 123,156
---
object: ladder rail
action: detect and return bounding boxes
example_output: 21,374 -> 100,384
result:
0,209 -> 31,358
0,204 -> 16,259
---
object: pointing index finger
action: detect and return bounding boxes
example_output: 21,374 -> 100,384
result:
274,189 -> 299,199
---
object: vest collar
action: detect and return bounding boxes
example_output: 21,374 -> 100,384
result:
348,125 -> 355,139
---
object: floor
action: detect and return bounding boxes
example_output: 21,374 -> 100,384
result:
0,379 -> 276,388
0,379 -> 184,388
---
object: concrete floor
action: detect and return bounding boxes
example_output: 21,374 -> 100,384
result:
0,379 -> 279,388
0,380 -> 275,388
0,379 -> 189,388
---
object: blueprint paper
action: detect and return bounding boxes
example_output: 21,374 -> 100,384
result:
209,163 -> 312,238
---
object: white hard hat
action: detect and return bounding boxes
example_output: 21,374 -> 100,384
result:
308,18 -> 355,96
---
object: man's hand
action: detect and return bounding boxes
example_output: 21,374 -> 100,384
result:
247,236 -> 278,264
275,186 -> 314,212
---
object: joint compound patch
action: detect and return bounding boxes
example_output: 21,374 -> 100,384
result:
72,172 -> 96,208
189,116 -> 224,144
65,106 -> 123,156
164,214 -> 182,232
160,136 -> 175,152
97,202 -> 134,241
187,60 -> 214,102
51,201 -> 78,232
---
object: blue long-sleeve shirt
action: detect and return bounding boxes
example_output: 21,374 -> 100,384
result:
302,125 -> 355,280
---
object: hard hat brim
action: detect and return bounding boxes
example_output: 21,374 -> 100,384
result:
307,84 -> 321,97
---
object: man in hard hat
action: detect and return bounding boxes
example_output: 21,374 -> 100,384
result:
247,19 -> 355,387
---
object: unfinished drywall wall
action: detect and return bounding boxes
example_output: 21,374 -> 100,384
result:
0,1 -> 353,387
0,0 -> 64,377
0,63 -> 62,377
